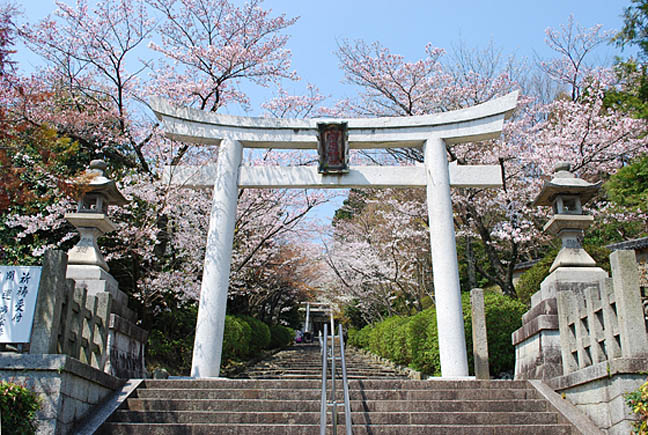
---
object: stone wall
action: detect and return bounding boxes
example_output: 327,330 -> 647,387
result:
513,250 -> 648,434
106,314 -> 147,378
0,353 -> 122,435
548,358 -> 646,434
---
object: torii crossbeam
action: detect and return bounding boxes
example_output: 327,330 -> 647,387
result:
150,91 -> 518,378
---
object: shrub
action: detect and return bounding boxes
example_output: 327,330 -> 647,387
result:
0,381 -> 40,435
407,308 -> 437,374
238,315 -> 271,352
625,379 -> 648,434
348,325 -> 372,349
222,315 -> 252,360
481,292 -> 526,376
515,251 -> 556,307
269,325 -> 294,349
368,315 -> 410,366
146,301 -> 197,376
347,291 -> 526,377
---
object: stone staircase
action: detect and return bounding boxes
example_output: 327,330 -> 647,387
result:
98,344 -> 586,434
234,344 -> 407,379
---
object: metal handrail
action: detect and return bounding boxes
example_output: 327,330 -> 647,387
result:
320,325 -> 328,435
338,324 -> 352,434
320,322 -> 353,435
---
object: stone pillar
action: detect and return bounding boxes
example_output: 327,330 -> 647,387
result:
424,137 -> 469,377
30,250 -> 70,354
471,288 -> 489,379
610,250 -> 648,358
191,138 -> 243,378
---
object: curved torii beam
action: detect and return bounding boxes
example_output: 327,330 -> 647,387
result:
150,91 -> 518,378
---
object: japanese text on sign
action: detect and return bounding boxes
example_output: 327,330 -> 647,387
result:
0,265 -> 42,343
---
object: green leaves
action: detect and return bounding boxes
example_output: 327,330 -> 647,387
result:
625,379 -> 648,434
0,381 -> 41,435
605,154 -> 648,210
349,292 -> 526,377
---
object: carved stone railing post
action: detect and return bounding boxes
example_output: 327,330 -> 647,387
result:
29,250 -> 70,354
610,250 -> 648,358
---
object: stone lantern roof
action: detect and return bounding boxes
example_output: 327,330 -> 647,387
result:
532,162 -> 602,207
77,160 -> 128,206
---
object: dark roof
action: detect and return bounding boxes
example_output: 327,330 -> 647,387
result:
606,237 -> 648,251
513,259 -> 541,271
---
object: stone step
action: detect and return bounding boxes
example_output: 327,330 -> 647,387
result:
135,387 -> 538,401
99,422 -> 573,435
124,398 -> 549,413
110,410 -> 560,425
240,369 -> 395,374
239,371 -> 402,378
241,374 -> 406,380
140,379 -> 532,390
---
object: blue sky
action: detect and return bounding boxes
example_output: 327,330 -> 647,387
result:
17,0 -> 633,113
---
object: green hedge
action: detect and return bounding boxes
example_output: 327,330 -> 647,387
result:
222,315 -> 252,360
348,291 -> 526,377
148,309 -> 290,375
269,325 -> 294,349
0,381 -> 40,435
238,315 -> 271,351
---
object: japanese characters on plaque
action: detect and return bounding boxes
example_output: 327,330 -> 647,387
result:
0,266 -> 42,343
317,122 -> 349,174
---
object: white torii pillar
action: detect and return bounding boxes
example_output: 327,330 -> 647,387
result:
150,91 -> 518,378
425,137 -> 468,376
191,138 -> 242,378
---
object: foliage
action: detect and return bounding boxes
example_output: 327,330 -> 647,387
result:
269,324 -> 294,349
515,247 -> 558,306
609,0 -> 648,118
605,154 -> 648,211
146,300 -> 198,375
625,379 -> 648,434
222,316 -> 252,361
347,326 -> 372,349
604,59 -> 648,119
406,308 -> 439,374
479,292 -> 527,375
350,292 -> 526,377
368,315 -> 410,366
0,381 -> 41,435
616,0 -> 648,61
238,315 -> 272,352
146,302 -> 281,375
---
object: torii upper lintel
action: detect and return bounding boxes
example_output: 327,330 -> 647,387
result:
149,91 -> 518,149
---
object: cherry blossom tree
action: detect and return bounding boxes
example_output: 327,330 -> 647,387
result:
326,18 -> 647,303
325,188 -> 432,323
5,0 -> 327,328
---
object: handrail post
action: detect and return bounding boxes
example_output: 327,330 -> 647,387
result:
339,324 -> 352,435
330,316 -> 337,434
320,324 -> 328,435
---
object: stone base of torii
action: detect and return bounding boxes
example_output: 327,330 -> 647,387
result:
150,91 -> 519,378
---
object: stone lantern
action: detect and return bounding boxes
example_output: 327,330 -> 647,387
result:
64,160 -> 128,272
533,162 -> 602,272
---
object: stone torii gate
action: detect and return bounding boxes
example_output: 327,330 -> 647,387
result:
150,91 -> 518,378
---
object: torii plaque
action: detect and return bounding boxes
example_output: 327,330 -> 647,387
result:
150,91 -> 518,378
